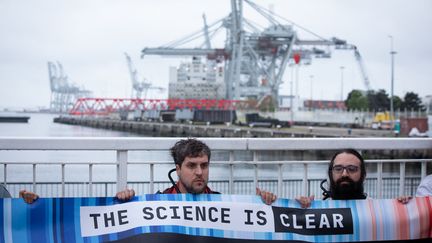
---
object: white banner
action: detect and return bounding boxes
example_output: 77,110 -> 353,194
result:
80,200 -> 275,237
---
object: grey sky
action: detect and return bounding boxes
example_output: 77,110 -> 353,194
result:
1,0 -> 431,110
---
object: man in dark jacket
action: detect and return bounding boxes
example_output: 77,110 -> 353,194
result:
116,138 -> 276,205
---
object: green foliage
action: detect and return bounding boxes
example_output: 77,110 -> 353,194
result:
401,92 -> 425,111
367,89 -> 390,111
345,90 -> 368,110
392,96 -> 402,110
345,89 -> 424,112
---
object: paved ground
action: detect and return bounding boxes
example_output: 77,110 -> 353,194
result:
285,125 -> 396,137
212,123 -> 396,137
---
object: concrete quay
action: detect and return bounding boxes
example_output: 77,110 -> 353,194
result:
53,116 -> 394,138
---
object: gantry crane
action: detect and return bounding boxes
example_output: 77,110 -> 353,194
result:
124,52 -> 164,99
47,61 -> 92,113
140,0 -> 372,105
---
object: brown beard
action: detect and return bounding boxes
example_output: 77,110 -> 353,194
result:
330,177 -> 366,200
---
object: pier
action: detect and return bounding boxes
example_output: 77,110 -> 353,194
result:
53,116 -> 395,138
0,115 -> 30,123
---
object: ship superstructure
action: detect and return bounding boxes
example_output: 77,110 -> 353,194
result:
169,56 -> 225,99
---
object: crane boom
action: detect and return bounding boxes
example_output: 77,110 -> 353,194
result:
353,48 -> 372,91
124,52 -> 139,88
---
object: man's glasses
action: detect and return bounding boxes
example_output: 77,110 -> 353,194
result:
331,165 -> 359,174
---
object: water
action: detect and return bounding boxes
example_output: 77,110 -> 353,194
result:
0,113 -> 140,137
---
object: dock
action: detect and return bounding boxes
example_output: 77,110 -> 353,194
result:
0,116 -> 30,123
53,116 -> 395,138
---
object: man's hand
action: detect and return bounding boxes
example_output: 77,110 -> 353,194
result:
256,187 -> 277,205
396,195 -> 412,204
115,188 -> 135,201
19,190 -> 39,204
295,195 -> 314,208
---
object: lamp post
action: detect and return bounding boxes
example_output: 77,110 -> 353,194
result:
340,66 -> 345,101
389,35 -> 397,126
290,65 -> 294,123
309,75 -> 314,110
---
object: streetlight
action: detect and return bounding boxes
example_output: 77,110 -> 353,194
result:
340,66 -> 345,101
290,64 -> 294,123
389,35 -> 397,125
309,75 -> 314,110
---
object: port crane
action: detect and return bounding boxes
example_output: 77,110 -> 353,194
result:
124,52 -> 164,99
47,61 -> 92,113
140,0 -> 372,105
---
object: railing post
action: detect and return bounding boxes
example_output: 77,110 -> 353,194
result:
3,164 -> 6,186
117,150 -> 128,192
399,162 -> 406,196
421,162 -> 427,179
278,164 -> 283,197
89,164 -> 93,197
303,163 -> 308,196
149,163 -> 154,193
253,151 -> 258,191
377,162 -> 383,198
62,164 -> 65,197
32,164 -> 36,193
229,151 -> 234,194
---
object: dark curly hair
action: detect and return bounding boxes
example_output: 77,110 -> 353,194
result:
170,138 -> 211,166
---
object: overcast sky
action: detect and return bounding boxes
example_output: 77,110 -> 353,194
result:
1,0 -> 431,110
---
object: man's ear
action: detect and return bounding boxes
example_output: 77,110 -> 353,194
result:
175,164 -> 180,175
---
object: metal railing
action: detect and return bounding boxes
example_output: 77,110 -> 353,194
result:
0,137 -> 431,198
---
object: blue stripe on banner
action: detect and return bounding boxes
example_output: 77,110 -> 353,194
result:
11,200 -> 28,243
59,198 -> 66,243
30,199 -> 47,243
4,199 -> 12,243
46,199 -> 54,243
25,201 -> 32,243
64,198 -> 77,243
348,199 -> 359,242
0,199 -> 4,243
357,199 -> 368,241
1,199 -> 10,243
53,199 -> 58,243
74,198 -> 84,243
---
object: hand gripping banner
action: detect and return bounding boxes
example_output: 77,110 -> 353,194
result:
1,194 -> 431,243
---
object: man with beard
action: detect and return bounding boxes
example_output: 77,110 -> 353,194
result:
323,149 -> 367,200
116,138 -> 277,205
296,149 -> 410,208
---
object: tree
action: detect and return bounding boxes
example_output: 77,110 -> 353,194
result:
345,90 -> 368,110
367,89 -> 390,111
392,95 -> 402,110
401,92 -> 425,111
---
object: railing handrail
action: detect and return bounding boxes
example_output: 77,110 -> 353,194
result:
1,137 -> 431,150
0,158 -> 431,165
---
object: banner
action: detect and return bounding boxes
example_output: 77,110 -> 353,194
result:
1,194 -> 431,243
